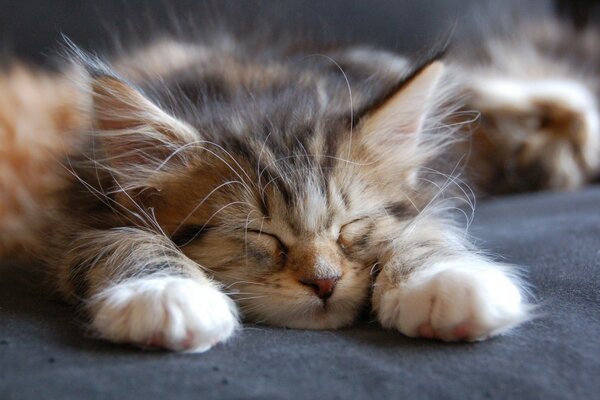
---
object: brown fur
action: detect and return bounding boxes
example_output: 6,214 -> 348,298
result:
0,37 -> 528,350
31,41 -> 450,327
459,100 -> 597,194
451,9 -> 600,194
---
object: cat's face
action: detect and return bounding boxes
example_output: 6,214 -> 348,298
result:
89,59 -> 445,329
466,78 -> 600,193
162,146 -> 392,329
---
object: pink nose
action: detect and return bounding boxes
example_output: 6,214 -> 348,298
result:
300,277 -> 340,300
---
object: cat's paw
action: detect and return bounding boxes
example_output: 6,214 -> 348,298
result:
90,277 -> 239,352
377,263 -> 529,341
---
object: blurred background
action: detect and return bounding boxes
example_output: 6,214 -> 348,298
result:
0,0 -> 598,65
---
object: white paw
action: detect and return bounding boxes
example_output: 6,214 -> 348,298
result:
90,277 -> 239,352
377,262 -> 529,341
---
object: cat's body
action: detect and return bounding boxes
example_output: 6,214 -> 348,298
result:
451,5 -> 600,194
1,35 -> 529,352
0,65 -> 88,258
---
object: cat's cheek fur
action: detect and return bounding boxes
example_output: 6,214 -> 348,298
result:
375,262 -> 528,342
89,277 -> 239,352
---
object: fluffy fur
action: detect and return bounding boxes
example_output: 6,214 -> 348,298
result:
451,4 -> 600,194
0,64 -> 89,257
91,276 -> 238,352
1,35 -> 531,352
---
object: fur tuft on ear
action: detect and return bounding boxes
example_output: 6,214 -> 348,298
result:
359,61 -> 446,148
91,75 -> 198,172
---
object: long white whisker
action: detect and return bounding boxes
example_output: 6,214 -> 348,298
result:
172,180 -> 247,235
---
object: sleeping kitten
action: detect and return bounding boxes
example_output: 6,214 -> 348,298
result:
452,6 -> 600,194
4,37 -> 530,352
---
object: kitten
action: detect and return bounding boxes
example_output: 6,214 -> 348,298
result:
451,4 -> 600,194
4,37 -> 530,352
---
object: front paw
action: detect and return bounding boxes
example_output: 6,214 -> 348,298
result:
376,263 -> 529,341
90,277 -> 239,352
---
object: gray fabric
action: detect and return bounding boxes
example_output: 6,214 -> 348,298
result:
1,188 -> 599,400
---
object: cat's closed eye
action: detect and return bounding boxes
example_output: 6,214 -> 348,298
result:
337,217 -> 371,252
172,225 -> 212,247
245,229 -> 288,268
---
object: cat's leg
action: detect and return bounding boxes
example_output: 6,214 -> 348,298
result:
56,228 -> 238,352
372,219 -> 530,342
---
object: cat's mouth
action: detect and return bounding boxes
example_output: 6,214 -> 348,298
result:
233,277 -> 369,330
308,299 -> 333,317
281,296 -> 358,330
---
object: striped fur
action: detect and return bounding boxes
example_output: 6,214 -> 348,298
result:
2,37 -> 530,351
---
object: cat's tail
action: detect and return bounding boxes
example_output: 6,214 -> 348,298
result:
0,63 -> 89,260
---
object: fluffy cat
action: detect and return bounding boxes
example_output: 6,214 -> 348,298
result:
451,5 -> 600,194
1,36 -> 530,352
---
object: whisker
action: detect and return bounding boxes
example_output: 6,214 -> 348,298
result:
172,180 -> 248,236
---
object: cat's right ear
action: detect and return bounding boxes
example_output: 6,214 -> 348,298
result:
356,60 -> 445,149
90,74 -> 198,170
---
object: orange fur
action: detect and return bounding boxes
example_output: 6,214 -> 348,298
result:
0,64 -> 89,258
0,38 -> 530,351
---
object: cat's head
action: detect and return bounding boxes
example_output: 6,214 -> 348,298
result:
85,56 -> 447,329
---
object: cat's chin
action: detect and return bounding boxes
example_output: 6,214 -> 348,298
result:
253,300 -> 359,330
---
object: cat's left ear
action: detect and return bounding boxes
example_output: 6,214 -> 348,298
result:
91,75 -> 198,170
358,61 -> 445,148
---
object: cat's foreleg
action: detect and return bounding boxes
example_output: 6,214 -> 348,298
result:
372,219 -> 530,341
57,228 -> 238,352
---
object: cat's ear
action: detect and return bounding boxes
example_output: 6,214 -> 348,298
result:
91,75 -> 198,170
358,61 -> 445,148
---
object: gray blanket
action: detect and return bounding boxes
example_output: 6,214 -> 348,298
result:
1,187 -> 599,400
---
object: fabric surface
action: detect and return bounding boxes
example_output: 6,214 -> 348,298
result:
1,187 -> 599,400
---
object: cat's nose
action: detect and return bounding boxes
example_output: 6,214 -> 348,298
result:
300,276 -> 340,300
